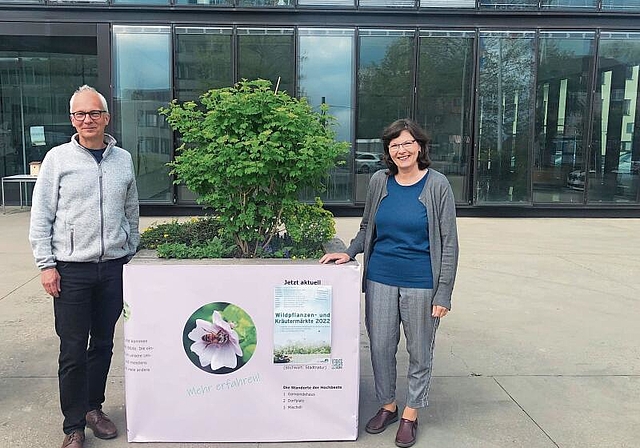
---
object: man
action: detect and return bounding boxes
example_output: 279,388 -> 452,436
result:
29,85 -> 140,448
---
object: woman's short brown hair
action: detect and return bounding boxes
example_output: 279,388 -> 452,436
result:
381,118 -> 431,175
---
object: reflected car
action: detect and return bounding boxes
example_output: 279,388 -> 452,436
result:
567,152 -> 637,192
355,152 -> 385,174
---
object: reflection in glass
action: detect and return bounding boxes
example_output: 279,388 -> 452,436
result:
601,0 -> 640,10
357,29 -> 414,202
298,0 -> 353,4
50,0 -> 106,3
113,26 -> 172,202
359,0 -> 415,6
237,28 -> 294,95
237,0 -> 292,6
355,30 -> 415,202
0,36 -> 96,191
476,32 -> 535,204
541,0 -> 597,8
588,33 -> 640,203
175,0 -> 232,4
112,0 -> 167,4
174,28 -> 233,204
417,31 -> 474,203
421,0 -> 475,6
298,28 -> 354,203
534,32 -> 594,203
175,28 -> 232,102
479,0 -> 537,8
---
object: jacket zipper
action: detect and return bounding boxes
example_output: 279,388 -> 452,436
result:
98,164 -> 105,261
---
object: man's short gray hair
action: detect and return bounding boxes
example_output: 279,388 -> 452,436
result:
69,85 -> 109,114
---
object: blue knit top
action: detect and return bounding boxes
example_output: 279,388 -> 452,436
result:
366,172 -> 433,289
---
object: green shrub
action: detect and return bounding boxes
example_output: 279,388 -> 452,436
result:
159,79 -> 349,258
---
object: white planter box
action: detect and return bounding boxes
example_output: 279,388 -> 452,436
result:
123,252 -> 361,442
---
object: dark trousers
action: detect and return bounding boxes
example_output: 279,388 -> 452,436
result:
54,257 -> 125,434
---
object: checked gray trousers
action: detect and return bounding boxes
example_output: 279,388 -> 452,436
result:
365,280 -> 439,409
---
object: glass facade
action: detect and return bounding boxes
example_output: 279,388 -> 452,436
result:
0,35 -> 97,181
589,33 -> 640,203
298,28 -> 354,203
477,32 -> 536,204
356,29 -> 414,202
112,26 -> 173,203
534,32 -> 594,203
417,31 -> 474,203
237,28 -> 295,96
1,5 -> 640,214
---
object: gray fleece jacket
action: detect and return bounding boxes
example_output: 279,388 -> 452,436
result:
29,133 -> 140,270
345,168 -> 459,310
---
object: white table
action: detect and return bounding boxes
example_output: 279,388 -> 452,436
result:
1,174 -> 38,213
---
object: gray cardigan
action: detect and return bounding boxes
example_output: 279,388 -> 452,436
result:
345,168 -> 459,310
29,134 -> 140,270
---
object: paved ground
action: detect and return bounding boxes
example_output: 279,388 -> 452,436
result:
1,208 -> 639,447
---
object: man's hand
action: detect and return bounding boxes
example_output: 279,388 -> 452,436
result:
41,268 -> 61,298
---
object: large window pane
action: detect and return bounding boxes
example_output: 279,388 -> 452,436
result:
479,0 -> 537,8
359,0 -> 415,7
534,32 -> 594,203
113,0 -> 168,4
356,29 -> 415,202
0,36 -> 96,190
237,28 -> 294,95
588,33 -> 640,203
541,0 -> 597,8
113,26 -> 172,203
175,0 -> 232,5
237,0 -> 293,6
298,0 -> 353,4
417,30 -> 474,204
602,0 -> 640,10
174,27 -> 233,204
299,28 -> 354,203
50,0 -> 106,3
175,27 -> 232,102
477,32 -> 535,204
421,0 -> 474,6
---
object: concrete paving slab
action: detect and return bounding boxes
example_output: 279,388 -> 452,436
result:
2,212 -> 640,448
0,278 -> 58,378
0,209 -> 38,299
495,375 -> 640,448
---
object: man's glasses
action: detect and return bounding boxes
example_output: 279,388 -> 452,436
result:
70,110 -> 106,121
389,139 -> 416,152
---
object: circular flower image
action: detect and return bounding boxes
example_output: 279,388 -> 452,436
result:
183,302 -> 257,374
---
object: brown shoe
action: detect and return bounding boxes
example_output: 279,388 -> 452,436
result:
395,418 -> 418,448
61,430 -> 84,448
365,407 -> 398,434
86,409 -> 118,439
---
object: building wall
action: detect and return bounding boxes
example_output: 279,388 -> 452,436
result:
1,2 -> 639,215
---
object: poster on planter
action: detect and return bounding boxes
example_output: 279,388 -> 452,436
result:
273,285 -> 332,365
123,259 -> 361,443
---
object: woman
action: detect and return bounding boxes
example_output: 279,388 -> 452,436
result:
320,118 -> 459,448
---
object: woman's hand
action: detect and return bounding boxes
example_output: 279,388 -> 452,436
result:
319,252 -> 351,264
432,305 -> 449,318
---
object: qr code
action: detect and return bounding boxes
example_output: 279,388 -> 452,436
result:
331,358 -> 343,370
